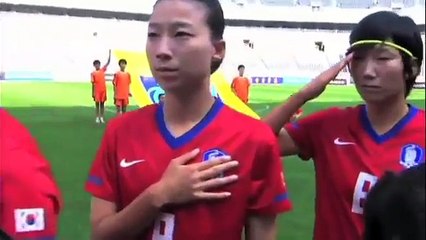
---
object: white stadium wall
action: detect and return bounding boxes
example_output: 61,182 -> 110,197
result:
0,10 -> 424,86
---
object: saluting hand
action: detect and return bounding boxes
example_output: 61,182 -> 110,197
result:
299,53 -> 353,101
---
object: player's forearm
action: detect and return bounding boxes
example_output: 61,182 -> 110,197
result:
262,92 -> 308,135
244,215 -> 277,240
92,183 -> 167,240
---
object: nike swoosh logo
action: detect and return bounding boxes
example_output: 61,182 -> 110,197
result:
334,138 -> 355,145
120,159 -> 145,168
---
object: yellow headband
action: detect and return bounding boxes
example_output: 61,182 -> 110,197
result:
350,40 -> 414,58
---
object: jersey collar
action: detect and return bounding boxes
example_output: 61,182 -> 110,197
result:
360,104 -> 419,144
156,98 -> 224,149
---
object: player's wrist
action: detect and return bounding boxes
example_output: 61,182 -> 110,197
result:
148,182 -> 171,209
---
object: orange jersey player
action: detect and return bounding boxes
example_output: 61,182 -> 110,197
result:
113,59 -> 131,116
91,49 -> 111,124
231,64 -> 251,104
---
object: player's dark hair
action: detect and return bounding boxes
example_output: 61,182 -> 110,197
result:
93,60 -> 101,66
155,0 -> 224,40
155,0 -> 225,74
211,58 -> 223,74
364,164 -> 425,240
238,65 -> 245,70
348,11 -> 423,97
118,59 -> 127,65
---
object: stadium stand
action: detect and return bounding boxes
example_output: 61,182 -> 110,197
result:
0,1 -> 424,87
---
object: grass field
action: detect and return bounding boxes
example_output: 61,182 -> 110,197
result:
1,82 -> 424,240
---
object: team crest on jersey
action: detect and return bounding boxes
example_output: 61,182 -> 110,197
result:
203,148 -> 228,161
203,149 -> 229,178
400,144 -> 425,169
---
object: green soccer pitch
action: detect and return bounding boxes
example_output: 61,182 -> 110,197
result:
0,82 -> 424,240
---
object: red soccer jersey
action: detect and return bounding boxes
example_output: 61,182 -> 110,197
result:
86,100 -> 292,240
91,66 -> 108,92
285,104 -> 425,240
0,108 -> 62,239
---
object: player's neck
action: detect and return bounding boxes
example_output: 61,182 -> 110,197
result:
365,98 -> 409,135
163,85 -> 215,135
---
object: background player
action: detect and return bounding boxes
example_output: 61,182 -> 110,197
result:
262,11 -> 425,240
85,0 -> 291,239
231,64 -> 251,104
0,108 -> 62,239
91,49 -> 111,123
363,163 -> 425,240
113,59 -> 132,116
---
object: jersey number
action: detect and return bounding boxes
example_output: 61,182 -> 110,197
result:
153,213 -> 175,240
351,172 -> 378,214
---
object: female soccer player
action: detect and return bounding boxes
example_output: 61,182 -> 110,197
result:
86,1 -> 291,240
263,11 -> 425,240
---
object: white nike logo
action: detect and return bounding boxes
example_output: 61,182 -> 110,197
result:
120,159 -> 145,168
334,138 -> 355,145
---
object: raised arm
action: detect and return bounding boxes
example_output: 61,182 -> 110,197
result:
263,92 -> 308,156
262,54 -> 352,156
102,49 -> 112,70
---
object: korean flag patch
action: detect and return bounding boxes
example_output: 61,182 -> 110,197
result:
14,208 -> 45,232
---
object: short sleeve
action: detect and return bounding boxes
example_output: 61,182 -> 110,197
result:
85,122 -> 118,203
285,108 -> 337,160
2,150 -> 62,238
0,109 -> 62,238
247,127 -> 292,215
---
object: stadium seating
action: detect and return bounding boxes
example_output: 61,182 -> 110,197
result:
3,0 -> 424,25
253,0 -> 420,7
0,2 -> 424,84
